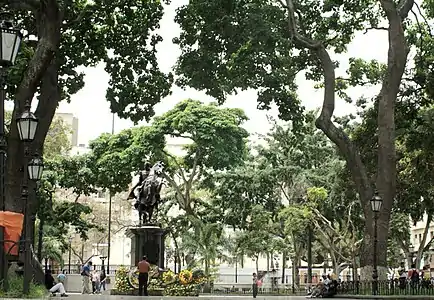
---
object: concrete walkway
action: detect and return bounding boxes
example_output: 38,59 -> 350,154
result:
57,296 -> 431,300
4,296 -> 342,300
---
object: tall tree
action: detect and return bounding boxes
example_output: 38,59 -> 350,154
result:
173,0 -> 416,274
2,0 -> 172,217
88,99 -> 249,216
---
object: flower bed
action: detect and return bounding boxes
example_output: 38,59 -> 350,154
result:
111,265 -> 206,296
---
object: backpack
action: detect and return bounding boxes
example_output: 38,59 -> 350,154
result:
411,269 -> 419,282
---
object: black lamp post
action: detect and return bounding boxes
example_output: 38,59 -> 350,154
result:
100,256 -> 107,271
68,236 -> 73,274
370,190 -> 383,295
0,17 -> 22,290
17,101 -> 41,294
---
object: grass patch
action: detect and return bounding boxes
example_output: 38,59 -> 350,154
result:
0,275 -> 48,298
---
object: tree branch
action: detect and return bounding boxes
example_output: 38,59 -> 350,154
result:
163,150 -> 188,183
284,0 -> 373,212
162,173 -> 187,210
417,215 -> 432,263
364,26 -> 388,34
398,0 -> 414,18
187,149 -> 201,187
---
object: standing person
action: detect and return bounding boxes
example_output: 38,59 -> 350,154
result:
137,256 -> 151,296
81,261 -> 92,294
100,269 -> 107,291
252,273 -> 258,298
92,270 -> 101,294
408,264 -> 420,288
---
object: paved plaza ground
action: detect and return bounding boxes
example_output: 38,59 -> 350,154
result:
4,296 -> 360,300
7,296 -> 434,300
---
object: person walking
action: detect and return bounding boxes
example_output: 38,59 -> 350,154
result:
138,256 -> 151,296
81,261 -> 92,294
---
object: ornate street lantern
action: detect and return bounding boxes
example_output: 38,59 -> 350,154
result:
370,191 -> 383,213
27,155 -> 43,181
0,19 -> 22,66
16,103 -> 38,142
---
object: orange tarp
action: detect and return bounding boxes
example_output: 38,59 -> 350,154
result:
0,211 -> 24,255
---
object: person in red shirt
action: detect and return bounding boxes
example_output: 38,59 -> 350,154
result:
137,256 -> 151,296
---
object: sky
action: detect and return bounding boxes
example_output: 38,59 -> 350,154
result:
57,1 -> 388,146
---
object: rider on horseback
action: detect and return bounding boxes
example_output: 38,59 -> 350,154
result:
127,161 -> 164,225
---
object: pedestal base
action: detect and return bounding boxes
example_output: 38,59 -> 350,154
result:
126,224 -> 167,268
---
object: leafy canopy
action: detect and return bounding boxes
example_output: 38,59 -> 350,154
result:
173,0 -> 381,125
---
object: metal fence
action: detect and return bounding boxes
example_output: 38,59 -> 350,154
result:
210,280 -> 434,296
338,280 -> 434,296
58,264 -> 126,274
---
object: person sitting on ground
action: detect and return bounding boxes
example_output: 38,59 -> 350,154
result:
308,275 -> 328,298
45,269 -> 68,297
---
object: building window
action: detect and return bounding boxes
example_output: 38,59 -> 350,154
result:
431,231 -> 433,238
419,234 -> 422,242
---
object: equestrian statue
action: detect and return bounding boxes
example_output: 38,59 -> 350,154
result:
127,161 -> 165,225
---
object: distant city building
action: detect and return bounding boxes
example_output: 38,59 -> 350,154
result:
71,144 -> 91,156
409,214 -> 434,268
56,112 -> 79,147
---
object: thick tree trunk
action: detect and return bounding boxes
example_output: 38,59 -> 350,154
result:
284,0 -> 413,279
5,1 -> 61,214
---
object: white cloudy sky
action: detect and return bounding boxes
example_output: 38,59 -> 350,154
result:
57,1 -> 388,145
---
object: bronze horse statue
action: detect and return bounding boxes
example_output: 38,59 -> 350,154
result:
127,161 -> 165,225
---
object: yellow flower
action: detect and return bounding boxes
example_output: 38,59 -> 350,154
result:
163,270 -> 176,283
179,270 -> 193,285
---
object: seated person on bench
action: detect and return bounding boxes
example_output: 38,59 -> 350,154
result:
45,269 -> 68,297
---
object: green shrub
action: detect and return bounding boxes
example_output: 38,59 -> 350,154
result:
0,275 -> 47,298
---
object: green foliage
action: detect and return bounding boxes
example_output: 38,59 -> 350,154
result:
279,205 -> 313,237
89,126 -> 165,193
173,0 -> 381,123
89,0 -> 174,122
236,205 -> 275,263
4,0 -> 173,122
113,266 -> 133,292
306,187 -> 328,204
163,283 -> 198,297
179,218 -> 226,276
78,99 -> 248,214
36,156 -> 102,249
49,155 -> 98,196
0,275 -> 47,298
387,212 -> 409,267
153,99 -> 249,170
211,160 -> 281,229
43,117 -> 72,160
397,107 -> 434,222
38,233 -> 64,264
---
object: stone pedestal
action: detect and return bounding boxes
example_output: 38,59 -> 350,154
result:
126,225 -> 167,268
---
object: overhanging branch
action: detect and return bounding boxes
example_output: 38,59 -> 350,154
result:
284,0 -> 372,207
398,0 -> 415,18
